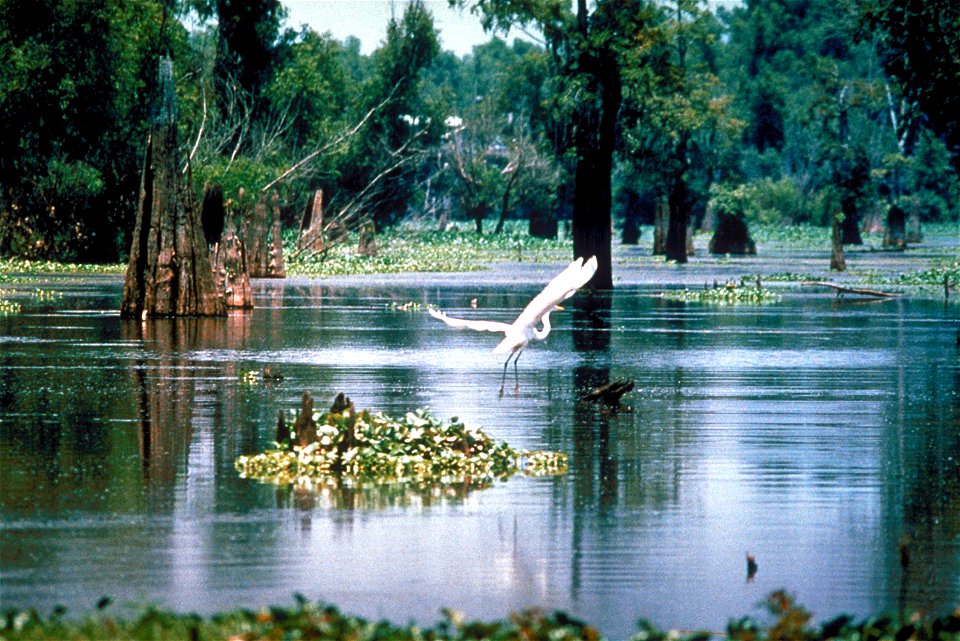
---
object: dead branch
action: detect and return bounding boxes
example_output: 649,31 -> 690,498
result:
261,84 -> 400,193
290,148 -> 423,261
184,86 -> 208,173
801,281 -> 902,298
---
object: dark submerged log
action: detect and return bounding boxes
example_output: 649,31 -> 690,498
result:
581,379 -> 635,405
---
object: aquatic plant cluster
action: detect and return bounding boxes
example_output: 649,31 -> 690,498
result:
286,223 -> 570,276
0,258 -> 124,275
662,283 -> 782,305
235,406 -> 568,487
3,593 -> 960,641
0,290 -> 21,315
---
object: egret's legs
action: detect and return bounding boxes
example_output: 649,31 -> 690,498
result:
512,350 -> 522,393
499,349 -> 524,397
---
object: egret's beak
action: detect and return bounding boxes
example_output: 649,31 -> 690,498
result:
554,305 -> 565,311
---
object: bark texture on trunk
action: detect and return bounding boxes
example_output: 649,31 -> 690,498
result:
121,57 -> 224,319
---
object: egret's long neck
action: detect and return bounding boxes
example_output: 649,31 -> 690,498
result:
533,311 -> 552,341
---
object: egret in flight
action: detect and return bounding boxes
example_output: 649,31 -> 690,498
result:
429,256 -> 598,395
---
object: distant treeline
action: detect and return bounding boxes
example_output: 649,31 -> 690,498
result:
1,0 -> 957,262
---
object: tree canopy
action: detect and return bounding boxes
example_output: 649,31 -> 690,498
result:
0,0 -> 956,266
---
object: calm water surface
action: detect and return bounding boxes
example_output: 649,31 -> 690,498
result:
1,273 -> 958,638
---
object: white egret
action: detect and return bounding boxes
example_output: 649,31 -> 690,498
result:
429,256 -> 598,395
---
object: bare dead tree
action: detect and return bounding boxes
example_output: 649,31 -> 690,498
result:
292,129 -> 429,261
261,85 -> 401,193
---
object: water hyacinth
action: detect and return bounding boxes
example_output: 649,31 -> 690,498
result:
662,282 -> 782,305
236,404 -> 567,488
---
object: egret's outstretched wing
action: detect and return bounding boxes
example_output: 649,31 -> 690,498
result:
428,308 -> 512,334
513,256 -> 598,327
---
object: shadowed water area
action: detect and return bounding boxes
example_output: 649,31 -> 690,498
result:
1,268 -> 958,638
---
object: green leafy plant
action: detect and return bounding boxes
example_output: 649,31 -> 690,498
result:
236,404 -> 567,488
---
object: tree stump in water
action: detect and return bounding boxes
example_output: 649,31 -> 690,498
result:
883,203 -> 906,248
268,193 -> 286,277
709,211 -> 756,255
210,222 -> 253,308
905,212 -> 923,243
120,57 -> 224,319
292,391 -> 319,448
242,193 -> 270,277
581,379 -> 635,406
296,189 -> 325,253
357,221 -> 378,256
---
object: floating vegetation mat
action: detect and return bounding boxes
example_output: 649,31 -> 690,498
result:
662,283 -> 782,305
0,292 -> 21,314
4,590 -> 960,641
236,394 -> 567,490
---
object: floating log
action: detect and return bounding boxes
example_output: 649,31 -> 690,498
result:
801,281 -> 902,298
120,57 -> 225,319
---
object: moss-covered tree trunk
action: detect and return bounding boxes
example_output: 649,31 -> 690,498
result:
653,195 -> 668,255
121,57 -> 224,319
830,214 -> 846,271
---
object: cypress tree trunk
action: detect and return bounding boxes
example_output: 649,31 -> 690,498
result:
665,173 -> 689,263
121,57 -> 224,319
883,203 -> 906,248
242,193 -> 270,277
840,202 -> 863,245
572,54 -> 620,290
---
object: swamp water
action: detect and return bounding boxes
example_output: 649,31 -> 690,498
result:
0,272 -> 958,638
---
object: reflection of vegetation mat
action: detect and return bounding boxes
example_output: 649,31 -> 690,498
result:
236,393 -> 567,487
